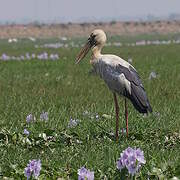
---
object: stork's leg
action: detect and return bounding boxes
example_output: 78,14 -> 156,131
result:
125,98 -> 128,137
113,93 -> 119,141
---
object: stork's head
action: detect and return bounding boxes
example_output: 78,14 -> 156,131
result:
76,29 -> 107,64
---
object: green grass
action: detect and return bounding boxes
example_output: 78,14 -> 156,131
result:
0,36 -> 180,179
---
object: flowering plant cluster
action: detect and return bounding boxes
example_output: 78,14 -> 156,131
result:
78,167 -> 94,180
0,52 -> 59,61
26,112 -> 48,123
68,118 -> 79,128
117,147 -> 146,176
40,112 -> 49,121
23,110 -> 145,179
24,129 -> 30,135
24,159 -> 41,180
24,112 -> 48,137
26,114 -> 36,123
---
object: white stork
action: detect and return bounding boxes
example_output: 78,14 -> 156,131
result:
76,29 -> 152,141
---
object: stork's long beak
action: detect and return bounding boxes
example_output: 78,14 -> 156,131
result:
76,40 -> 93,64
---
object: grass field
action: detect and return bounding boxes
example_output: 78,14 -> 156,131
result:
0,34 -> 180,179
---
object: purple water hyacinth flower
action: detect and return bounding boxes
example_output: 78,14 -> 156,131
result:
95,114 -> 99,119
24,129 -> 30,135
54,54 -> 59,59
135,148 -> 146,164
78,167 -> 94,180
117,147 -> 146,176
24,159 -> 41,180
26,53 -> 31,60
20,55 -> 25,60
40,112 -> 48,121
68,118 -> 79,128
78,167 -> 87,179
0,53 -> 60,61
31,53 -> 36,59
117,158 -> 124,171
24,166 -> 32,180
26,114 -> 35,123
37,52 -> 48,60
49,54 -> 59,60
127,58 -> 133,64
148,71 -> 157,80
1,53 -> 10,61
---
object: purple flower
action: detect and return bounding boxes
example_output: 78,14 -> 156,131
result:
31,53 -> 36,59
26,53 -> 31,60
24,129 -> 30,135
24,166 -> 32,180
135,148 -> 146,164
127,162 -> 137,176
68,118 -> 79,128
0,52 -> 60,61
20,55 -> 25,60
117,147 -> 146,176
1,53 -> 10,61
78,167 -> 94,180
40,112 -> 48,121
37,52 -> 48,60
26,114 -> 35,123
148,71 -> 157,80
117,158 -> 124,171
95,114 -> 99,120
128,58 -> 133,64
49,53 -> 59,60
24,159 -> 41,180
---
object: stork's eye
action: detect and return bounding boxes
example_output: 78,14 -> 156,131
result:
88,33 -> 97,46
91,33 -> 94,36
89,33 -> 96,39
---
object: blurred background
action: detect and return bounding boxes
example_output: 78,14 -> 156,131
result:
0,0 -> 180,38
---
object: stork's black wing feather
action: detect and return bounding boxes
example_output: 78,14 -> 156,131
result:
116,65 -> 143,86
115,64 -> 152,113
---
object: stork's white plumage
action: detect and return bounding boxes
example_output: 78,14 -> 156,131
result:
76,29 -> 152,141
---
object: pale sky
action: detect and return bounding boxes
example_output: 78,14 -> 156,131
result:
0,0 -> 180,23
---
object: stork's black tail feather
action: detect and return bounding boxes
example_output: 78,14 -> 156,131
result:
126,83 -> 152,114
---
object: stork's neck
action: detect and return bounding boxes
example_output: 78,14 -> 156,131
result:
91,45 -> 103,59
